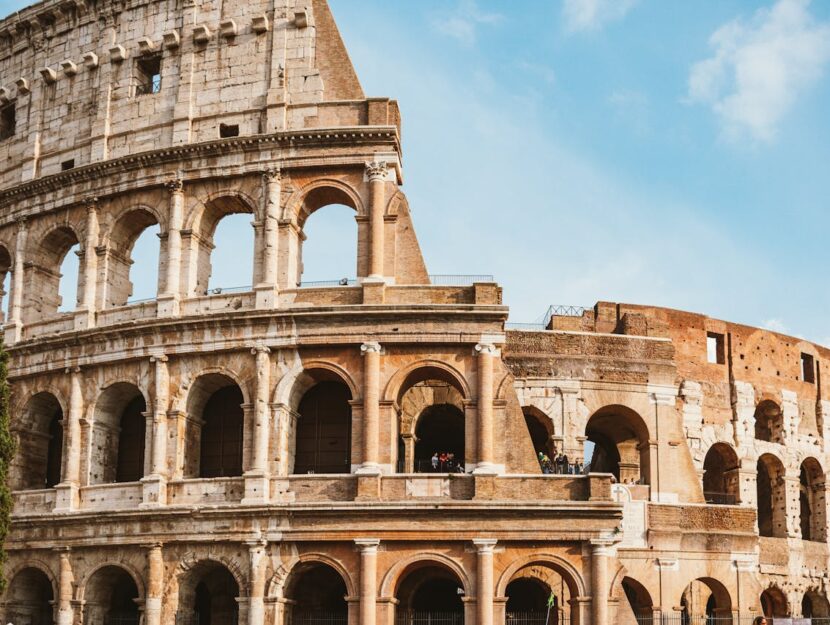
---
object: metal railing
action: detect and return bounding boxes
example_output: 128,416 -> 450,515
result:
429,274 -> 494,285
704,491 -> 738,505
206,285 -> 252,295
505,611 -> 570,625
298,278 -> 357,288
98,614 -> 140,625
395,612 -> 464,625
410,458 -> 467,473
289,611 -> 348,625
505,322 -> 547,331
542,305 -> 589,327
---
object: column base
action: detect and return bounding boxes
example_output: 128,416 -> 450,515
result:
74,308 -> 95,330
362,279 -> 385,304
356,462 -> 382,475
57,607 -> 74,625
254,284 -> 278,309
144,597 -> 162,625
156,293 -> 180,318
472,462 -> 501,475
140,474 -> 168,508
3,320 -> 22,345
53,482 -> 79,513
242,471 -> 270,505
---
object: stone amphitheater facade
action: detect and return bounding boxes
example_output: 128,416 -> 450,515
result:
0,1 -> 828,625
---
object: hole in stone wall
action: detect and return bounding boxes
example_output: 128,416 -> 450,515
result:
0,102 -> 15,140
706,332 -> 725,364
135,54 -> 162,95
802,353 -> 816,384
219,123 -> 239,138
61,159 -> 75,171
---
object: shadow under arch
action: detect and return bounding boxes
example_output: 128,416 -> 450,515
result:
10,391 -> 66,490
268,553 -> 357,600
380,553 -> 471,599
273,361 -> 361,411
681,577 -> 734,622
585,404 -> 652,484
171,557 -> 245,625
90,381 -> 148,484
384,360 -> 471,406
4,564 -> 57,625
702,441 -> 740,505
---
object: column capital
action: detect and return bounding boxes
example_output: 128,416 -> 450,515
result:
150,354 -> 169,364
83,196 -> 99,210
65,365 -> 82,375
166,178 -> 184,193
263,167 -> 282,182
15,215 -> 28,229
361,342 -> 383,355
365,160 -> 389,181
590,538 -> 618,556
475,343 -> 499,356
143,542 -> 164,551
354,538 -> 381,553
472,538 -> 498,553
252,344 -> 271,356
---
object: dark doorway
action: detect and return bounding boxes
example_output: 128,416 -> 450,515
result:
395,565 -> 464,625
178,562 -> 239,625
116,395 -> 147,482
286,563 -> 348,625
295,381 -> 352,474
414,404 -> 465,473
5,567 -> 54,625
46,409 -> 64,488
200,385 -> 244,478
85,566 -> 140,625
506,578 -> 556,625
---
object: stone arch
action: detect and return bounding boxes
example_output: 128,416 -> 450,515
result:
78,561 -> 147,601
183,371 -> 250,479
803,589 -> 830,618
24,224 -> 82,322
9,391 -> 66,490
702,442 -> 740,505
760,584 -> 789,618
89,382 -> 149,484
617,575 -> 655,622
522,405 -> 556,460
273,361 -> 361,410
799,456 -> 826,541
757,453 -> 787,538
383,360 -> 471,406
184,193 -> 257,296
268,552 -> 357,599
380,553 -> 471,599
754,399 -> 783,443
585,405 -> 652,485
293,371 -> 354,475
284,179 -> 364,224
172,556 -> 244,625
496,553 -> 587,599
681,577 -> 733,621
3,564 -> 57,625
101,207 -> 162,308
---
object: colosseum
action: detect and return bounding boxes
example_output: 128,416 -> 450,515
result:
0,1 -> 827,624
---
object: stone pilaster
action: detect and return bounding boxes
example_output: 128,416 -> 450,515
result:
255,168 -> 281,308
74,197 -> 99,330
365,161 -> 387,280
248,540 -> 268,625
55,366 -> 83,512
5,217 -> 27,345
356,539 -> 380,625
591,539 -> 615,625
142,355 -> 169,507
358,342 -> 382,474
56,549 -> 74,625
158,179 -> 184,317
474,539 -> 497,625
145,544 -> 164,625
244,345 -> 271,503
474,344 -> 499,474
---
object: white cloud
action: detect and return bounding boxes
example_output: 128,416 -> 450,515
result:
562,0 -> 639,33
688,0 -> 830,142
430,0 -> 503,46
762,318 -> 804,339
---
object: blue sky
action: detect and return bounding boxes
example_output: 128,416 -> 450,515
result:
2,0 -> 828,345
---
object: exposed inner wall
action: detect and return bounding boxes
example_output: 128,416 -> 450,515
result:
0,0 -> 399,186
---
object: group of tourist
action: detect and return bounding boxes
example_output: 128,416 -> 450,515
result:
430,452 -> 465,473
537,451 -> 584,475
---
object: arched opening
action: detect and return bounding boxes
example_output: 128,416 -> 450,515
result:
621,577 -> 654,624
414,404 -> 465,473
176,561 -> 239,625
756,454 -> 786,538
25,226 -> 81,322
522,408 -> 556,472
0,244 -> 12,322
803,590 -> 830,618
680,578 -> 732,624
284,562 -> 348,625
702,443 -> 740,505
298,202 -> 357,286
184,374 -> 245,479
760,586 -> 788,618
83,566 -> 140,625
294,380 -> 352,474
295,186 -> 359,287
503,563 -> 576,625
585,406 -> 650,485
754,400 -> 782,443
799,458 -> 826,541
395,563 -> 464,625
105,209 -> 160,307
9,393 -> 64,490
90,383 -> 147,485
3,567 -> 54,625
190,196 -> 255,296
394,367 -> 468,474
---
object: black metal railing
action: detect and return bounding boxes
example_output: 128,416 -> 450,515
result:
298,278 -> 357,288
505,611 -> 570,625
395,611 -> 464,625
411,458 -> 467,473
289,611 -> 348,625
704,491 -> 738,505
542,305 -> 589,327
102,614 -> 141,625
